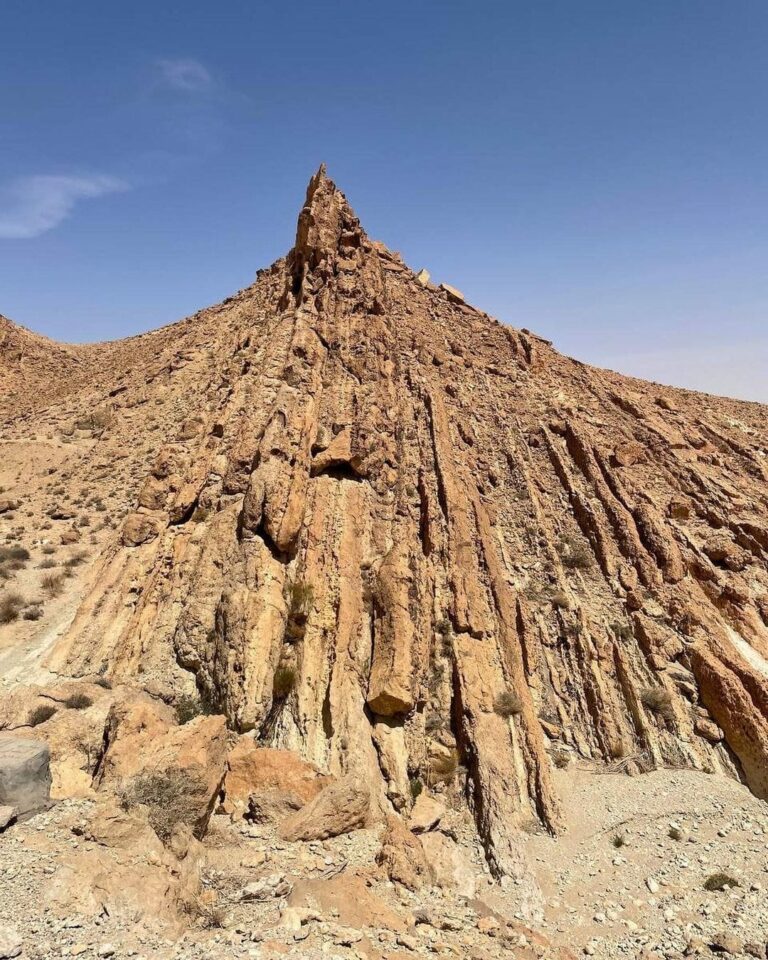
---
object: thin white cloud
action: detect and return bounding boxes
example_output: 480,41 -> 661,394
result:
156,58 -> 213,92
0,174 -> 128,240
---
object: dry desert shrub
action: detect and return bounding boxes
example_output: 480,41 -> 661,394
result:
118,769 -> 206,842
493,689 -> 523,717
41,573 -> 64,598
0,591 -> 25,624
641,686 -> 674,720
28,703 -> 57,726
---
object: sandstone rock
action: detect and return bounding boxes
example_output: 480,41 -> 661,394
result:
0,498 -> 19,514
0,805 -> 16,831
97,697 -> 227,840
694,716 -> 723,743
710,933 -> 744,955
439,283 -> 465,303
377,814 -> 434,890
222,739 -> 331,820
0,736 -> 51,816
419,831 -> 478,898
17,165 -> 768,887
408,793 -> 445,833
415,268 -> 430,286
280,776 -> 370,842
241,874 -> 292,901
120,512 -> 160,546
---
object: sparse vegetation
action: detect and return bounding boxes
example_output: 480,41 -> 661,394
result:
273,664 -> 297,699
558,535 -> 592,571
704,872 -> 739,892
493,689 -> 523,717
118,768 -> 206,842
409,776 -> 423,800
551,589 -> 570,610
23,605 -> 43,621
428,746 -> 460,784
610,621 -> 633,641
183,894 -> 226,929
0,591 -> 25,624
175,694 -> 209,724
641,686 -> 674,720
28,703 -> 56,726
65,692 -> 93,709
41,573 -> 65,598
286,579 -> 314,622
612,833 -> 626,848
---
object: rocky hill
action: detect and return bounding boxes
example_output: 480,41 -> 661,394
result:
0,167 -> 766,960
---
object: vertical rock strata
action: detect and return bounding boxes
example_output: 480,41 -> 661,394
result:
44,167 -> 768,879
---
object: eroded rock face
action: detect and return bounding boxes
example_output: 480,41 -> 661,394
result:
20,167 -> 768,883
222,739 -> 331,820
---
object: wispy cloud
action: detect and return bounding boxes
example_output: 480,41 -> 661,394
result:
0,174 -> 128,240
156,58 -> 213,93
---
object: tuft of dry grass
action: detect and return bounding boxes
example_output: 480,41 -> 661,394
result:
28,703 -> 57,726
493,689 -> 523,717
641,686 -> 675,720
0,591 -> 25,624
41,573 -> 65,598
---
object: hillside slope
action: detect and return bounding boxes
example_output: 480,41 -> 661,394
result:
1,167 -> 767,895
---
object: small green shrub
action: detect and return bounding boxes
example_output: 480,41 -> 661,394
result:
612,833 -> 626,848
409,777 -> 423,801
559,536 -> 592,571
175,694 -> 204,725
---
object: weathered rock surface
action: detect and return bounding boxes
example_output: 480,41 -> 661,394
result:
279,776 -> 370,841
2,166 -> 768,893
222,739 -> 330,820
0,736 -> 51,816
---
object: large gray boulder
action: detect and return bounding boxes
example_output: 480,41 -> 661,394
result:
0,736 -> 51,816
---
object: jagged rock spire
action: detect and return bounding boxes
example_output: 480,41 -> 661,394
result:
291,165 -> 363,277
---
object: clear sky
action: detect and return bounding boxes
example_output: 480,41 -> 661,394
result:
2,1 -> 767,402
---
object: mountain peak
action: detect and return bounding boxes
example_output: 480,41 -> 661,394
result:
291,165 -> 364,277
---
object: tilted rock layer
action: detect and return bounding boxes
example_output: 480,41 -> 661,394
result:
3,167 -> 768,881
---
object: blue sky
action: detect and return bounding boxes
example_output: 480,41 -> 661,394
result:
1,1 -> 767,401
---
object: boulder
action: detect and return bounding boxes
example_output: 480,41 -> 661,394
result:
439,283 -> 465,304
408,793 -> 445,833
0,498 -> 19,515
0,806 -> 17,831
377,814 -> 434,890
97,697 -> 227,840
0,736 -> 51,816
419,831 -> 478,898
121,513 -> 160,547
279,776 -> 370,842
0,926 -> 21,959
222,739 -> 331,821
